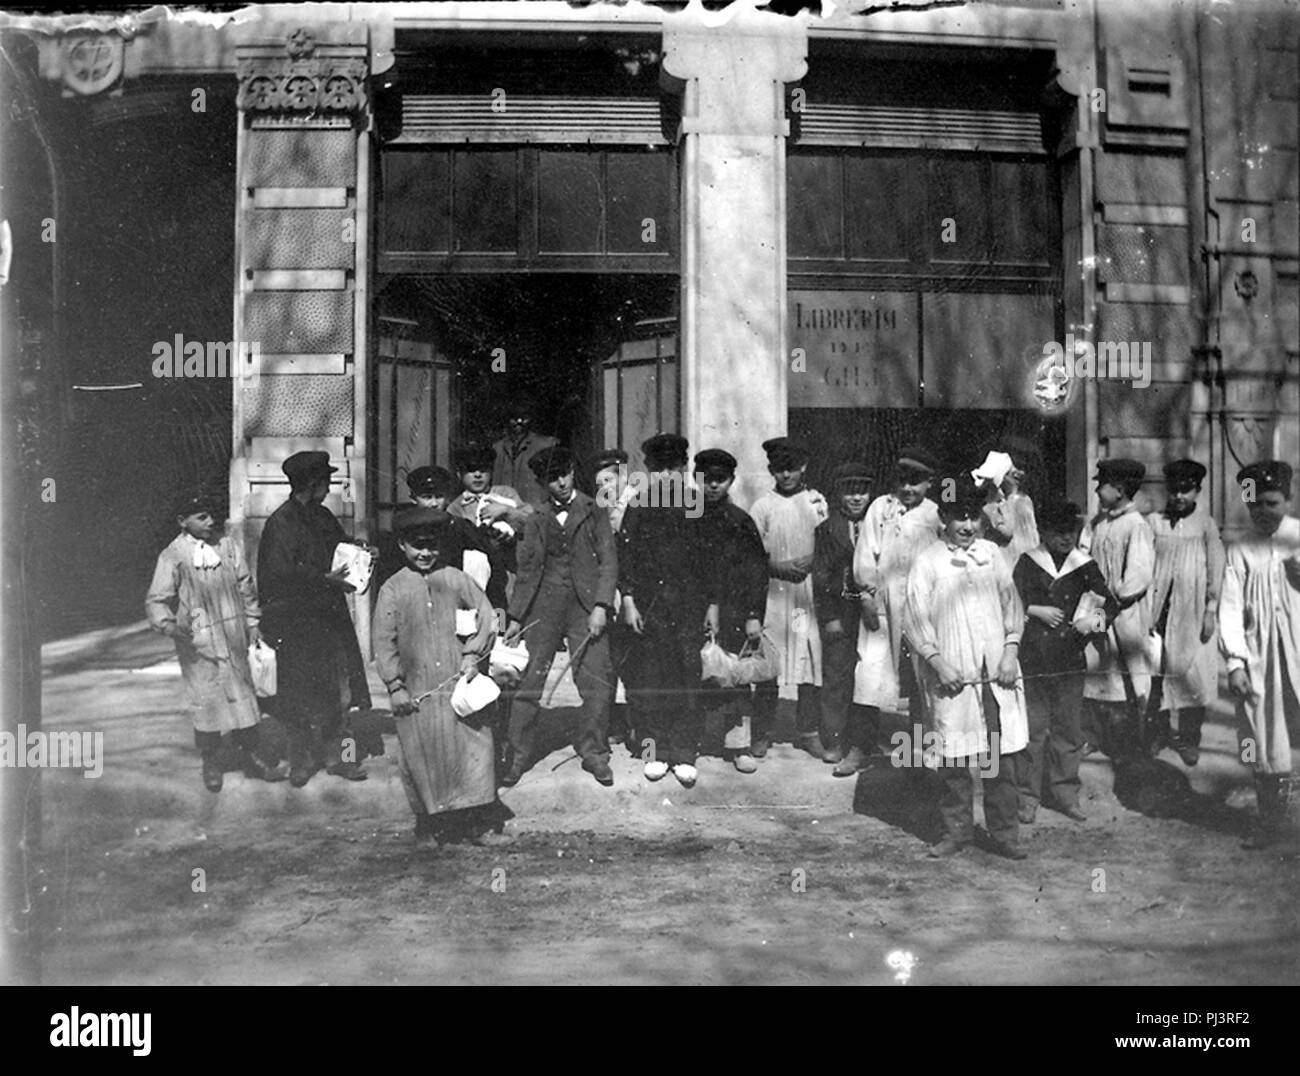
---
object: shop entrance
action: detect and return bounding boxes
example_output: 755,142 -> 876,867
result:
371,273 -> 677,528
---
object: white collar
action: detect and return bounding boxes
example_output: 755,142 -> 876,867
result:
1024,545 -> 1091,579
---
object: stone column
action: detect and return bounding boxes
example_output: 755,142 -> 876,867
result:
662,9 -> 807,509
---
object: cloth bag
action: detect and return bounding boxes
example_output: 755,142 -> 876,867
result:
248,638 -> 277,698
490,638 -> 530,686
450,673 -> 501,719
699,632 -> 782,688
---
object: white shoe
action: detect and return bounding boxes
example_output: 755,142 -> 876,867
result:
734,753 -> 757,774
644,760 -> 669,781
672,763 -> 698,788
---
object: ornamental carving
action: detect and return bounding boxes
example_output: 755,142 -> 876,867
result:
237,30 -> 368,119
61,33 -> 125,96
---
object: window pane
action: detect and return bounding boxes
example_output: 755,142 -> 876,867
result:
382,151 -> 450,252
538,150 -> 604,253
990,160 -> 1051,265
788,154 -> 842,259
928,157 -> 988,264
608,152 -> 670,253
453,150 -> 517,253
845,156 -> 915,262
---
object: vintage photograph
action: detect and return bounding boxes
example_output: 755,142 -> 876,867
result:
1,0 -> 1297,993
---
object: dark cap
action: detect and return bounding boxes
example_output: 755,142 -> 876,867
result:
1095,458 -> 1146,483
1037,499 -> 1084,532
1237,459 -> 1293,496
694,448 -> 738,476
1163,459 -> 1207,487
938,476 -> 986,520
454,443 -> 496,473
394,506 -> 452,538
642,433 -> 689,469
896,444 -> 940,476
592,447 -> 628,473
282,451 -> 337,485
175,489 -> 220,519
761,437 -> 807,470
830,460 -> 873,488
528,445 -> 575,483
406,465 -> 456,499
502,397 -> 537,421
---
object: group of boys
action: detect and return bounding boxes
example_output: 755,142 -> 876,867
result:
379,424 -> 1299,855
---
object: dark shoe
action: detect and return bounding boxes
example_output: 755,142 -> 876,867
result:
833,746 -> 867,777
988,838 -> 1028,861
797,733 -> 824,759
288,767 -> 311,788
822,743 -> 845,765
927,838 -> 967,858
1018,802 -> 1038,825
500,763 -> 525,788
202,760 -> 223,793
750,738 -> 769,759
583,756 -> 614,787
326,761 -> 368,782
242,752 -> 287,783
1175,740 -> 1200,767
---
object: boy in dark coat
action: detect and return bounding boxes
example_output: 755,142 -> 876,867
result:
813,461 -> 878,776
502,447 -> 618,787
695,448 -> 768,773
621,434 -> 714,787
1013,500 -> 1118,822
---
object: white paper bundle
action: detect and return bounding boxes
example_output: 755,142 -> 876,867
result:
331,542 -> 376,594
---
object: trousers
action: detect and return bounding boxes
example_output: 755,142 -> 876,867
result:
1020,670 -> 1085,809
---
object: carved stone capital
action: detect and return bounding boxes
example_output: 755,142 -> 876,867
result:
237,29 -> 369,121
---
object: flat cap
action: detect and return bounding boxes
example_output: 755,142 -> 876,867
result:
393,506 -> 453,537
528,445 -> 575,482
454,443 -> 496,472
1237,459 -> 1293,496
591,447 -> 629,473
761,437 -> 807,469
1037,499 -> 1084,532
1095,458 -> 1146,483
694,448 -> 738,476
406,465 -> 456,498
282,451 -> 337,484
642,433 -> 689,469
829,460 -> 873,487
1163,459 -> 1207,487
896,444 -> 940,476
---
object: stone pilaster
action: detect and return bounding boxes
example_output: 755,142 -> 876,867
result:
662,9 -> 807,509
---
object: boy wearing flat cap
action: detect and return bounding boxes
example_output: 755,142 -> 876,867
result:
1079,458 -> 1156,759
257,451 -> 372,786
1146,459 -> 1225,765
621,433 -> 714,786
592,448 -> 635,534
449,442 -> 534,555
502,446 -> 618,787
1220,461 -> 1300,849
374,507 -> 509,845
813,461 -> 879,775
750,437 -> 830,759
1013,500 -> 1117,822
853,445 -> 944,746
696,448 -> 769,773
146,492 -> 285,792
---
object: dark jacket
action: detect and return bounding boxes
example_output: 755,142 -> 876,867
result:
619,502 -> 716,635
813,510 -> 867,630
1013,546 -> 1118,674
509,490 -> 618,620
698,497 -> 768,651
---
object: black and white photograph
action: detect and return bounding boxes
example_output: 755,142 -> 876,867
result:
1,0 -> 1297,1007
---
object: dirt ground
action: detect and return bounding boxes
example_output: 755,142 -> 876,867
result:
26,624 -> 1300,986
